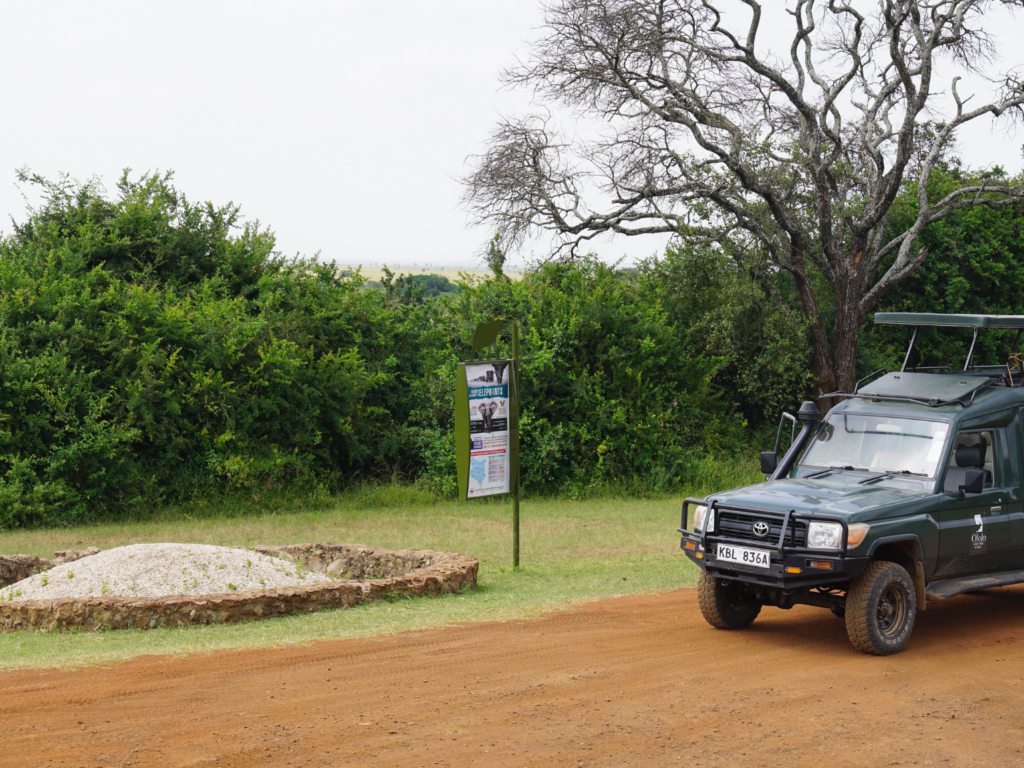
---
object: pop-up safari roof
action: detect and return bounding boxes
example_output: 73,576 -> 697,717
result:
822,313 -> 1024,408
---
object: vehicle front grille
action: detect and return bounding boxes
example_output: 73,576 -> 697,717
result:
717,510 -> 807,547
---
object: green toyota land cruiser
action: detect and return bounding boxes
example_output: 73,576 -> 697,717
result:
679,312 -> 1024,655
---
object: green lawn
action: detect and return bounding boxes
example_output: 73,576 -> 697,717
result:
0,489 -> 707,670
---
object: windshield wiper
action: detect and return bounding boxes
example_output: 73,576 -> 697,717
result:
858,470 -> 927,485
803,467 -> 835,478
803,465 -> 865,478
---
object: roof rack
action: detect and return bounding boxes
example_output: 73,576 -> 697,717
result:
874,312 -> 1024,376
874,313 -> 1024,329
820,313 -> 1024,408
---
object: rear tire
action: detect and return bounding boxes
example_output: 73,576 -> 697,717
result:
697,571 -> 762,629
845,561 -> 916,655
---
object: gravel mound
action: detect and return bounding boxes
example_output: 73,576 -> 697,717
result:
1,543 -> 334,601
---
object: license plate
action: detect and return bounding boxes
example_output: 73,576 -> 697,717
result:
716,544 -> 771,569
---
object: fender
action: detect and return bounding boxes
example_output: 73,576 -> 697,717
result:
865,534 -> 927,611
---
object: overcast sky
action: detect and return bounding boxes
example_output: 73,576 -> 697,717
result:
1,1 -> 1022,271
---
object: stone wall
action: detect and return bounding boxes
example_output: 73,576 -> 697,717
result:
254,543 -> 453,579
0,544 -> 478,632
0,548 -> 100,587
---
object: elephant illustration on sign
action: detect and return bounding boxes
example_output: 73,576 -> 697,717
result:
491,362 -> 509,385
475,401 -> 499,432
468,362 -> 509,385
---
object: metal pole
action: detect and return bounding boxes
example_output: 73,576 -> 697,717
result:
512,321 -> 520,569
964,328 -> 980,371
901,327 -> 919,372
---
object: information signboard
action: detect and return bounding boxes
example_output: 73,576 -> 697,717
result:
466,361 -> 511,497
455,318 -> 522,566
456,359 -> 517,500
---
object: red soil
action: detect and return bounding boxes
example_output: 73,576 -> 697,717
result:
2,586 -> 1023,767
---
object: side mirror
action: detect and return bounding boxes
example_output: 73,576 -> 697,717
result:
957,468 -> 985,500
760,451 -> 778,475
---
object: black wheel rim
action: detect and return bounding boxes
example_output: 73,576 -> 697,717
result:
876,583 -> 908,637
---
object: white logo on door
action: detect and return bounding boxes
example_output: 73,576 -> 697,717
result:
971,514 -> 987,550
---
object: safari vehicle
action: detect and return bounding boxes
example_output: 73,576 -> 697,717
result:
679,312 -> 1024,655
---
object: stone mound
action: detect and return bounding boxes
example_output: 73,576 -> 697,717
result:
0,543 -> 478,631
2,543 -> 335,600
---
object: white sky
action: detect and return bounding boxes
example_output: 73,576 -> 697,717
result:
0,1 -> 1021,271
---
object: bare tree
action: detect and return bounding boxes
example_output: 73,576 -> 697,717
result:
463,0 -> 1024,399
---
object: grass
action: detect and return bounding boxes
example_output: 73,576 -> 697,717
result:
0,474 -> 757,671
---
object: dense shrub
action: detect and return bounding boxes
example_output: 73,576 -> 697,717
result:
409,259 -> 747,497
0,173 -> 395,527
639,244 -> 817,428
411,274 -> 460,298
0,171 -> 824,527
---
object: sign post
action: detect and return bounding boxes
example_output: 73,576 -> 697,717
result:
512,321 -> 519,568
455,320 -> 521,568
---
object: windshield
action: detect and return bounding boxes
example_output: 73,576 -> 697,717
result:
799,414 -> 949,478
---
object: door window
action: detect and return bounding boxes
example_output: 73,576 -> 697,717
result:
943,430 -> 997,493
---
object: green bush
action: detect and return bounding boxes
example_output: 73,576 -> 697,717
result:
640,244 -> 816,427
0,172 -> 394,526
409,258 -> 747,497
0,171 -> 782,528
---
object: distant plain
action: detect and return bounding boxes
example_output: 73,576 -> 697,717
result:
338,263 -> 524,283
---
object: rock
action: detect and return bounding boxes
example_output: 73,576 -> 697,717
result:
326,560 -> 349,579
0,555 -> 43,587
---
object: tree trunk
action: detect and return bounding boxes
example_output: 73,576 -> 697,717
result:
789,267 -> 839,411
794,267 -> 865,416
830,309 -> 863,398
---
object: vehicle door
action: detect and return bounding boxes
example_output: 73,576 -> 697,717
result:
1005,410 -> 1024,562
935,428 -> 1015,576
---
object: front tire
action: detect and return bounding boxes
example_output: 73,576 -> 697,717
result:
845,561 -> 916,655
697,571 -> 762,629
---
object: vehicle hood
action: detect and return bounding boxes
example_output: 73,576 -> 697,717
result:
706,474 -> 933,520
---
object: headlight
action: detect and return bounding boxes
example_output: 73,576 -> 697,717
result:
693,504 -> 714,532
807,521 -> 843,550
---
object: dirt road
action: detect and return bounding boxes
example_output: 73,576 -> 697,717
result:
2,586 -> 1024,767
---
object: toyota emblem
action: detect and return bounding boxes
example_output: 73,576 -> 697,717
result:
752,521 -> 770,538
